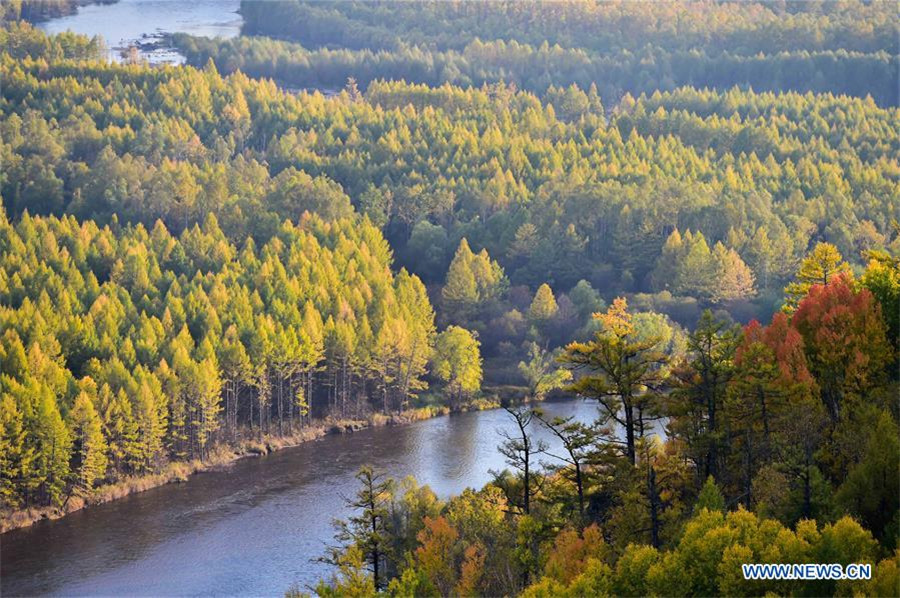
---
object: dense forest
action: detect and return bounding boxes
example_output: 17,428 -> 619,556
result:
0,1 -> 899,595
314,250 -> 899,596
172,0 -> 899,105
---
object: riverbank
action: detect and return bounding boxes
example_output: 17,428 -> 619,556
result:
0,401 -> 498,534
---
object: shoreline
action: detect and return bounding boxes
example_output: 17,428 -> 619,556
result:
1,401 -> 498,534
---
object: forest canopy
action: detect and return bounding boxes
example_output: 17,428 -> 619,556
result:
183,0 -> 900,106
0,8 -> 898,595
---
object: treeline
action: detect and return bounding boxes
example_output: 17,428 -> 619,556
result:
174,34 -> 899,107
0,209 -> 483,509
1,0 -> 86,24
1,0 -> 120,25
231,0 -> 899,106
240,0 -> 897,55
3,25 -> 897,309
313,246 -> 900,597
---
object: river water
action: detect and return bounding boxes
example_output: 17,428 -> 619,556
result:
1,400 -> 602,596
37,0 -> 241,64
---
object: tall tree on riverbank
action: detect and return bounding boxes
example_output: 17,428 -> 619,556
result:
431,326 -> 482,406
70,391 -> 108,492
560,298 -> 668,465
326,466 -> 395,592
495,406 -> 547,516
667,310 -> 741,481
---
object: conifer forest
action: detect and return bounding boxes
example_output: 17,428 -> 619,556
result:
0,1 -> 898,596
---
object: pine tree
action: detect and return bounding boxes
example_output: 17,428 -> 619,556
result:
668,310 -> 740,481
695,475 -> 726,513
328,466 -> 395,592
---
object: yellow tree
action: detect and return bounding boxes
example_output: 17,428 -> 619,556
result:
431,326 -> 482,407
560,298 -> 667,465
783,242 -> 851,311
69,390 -> 108,492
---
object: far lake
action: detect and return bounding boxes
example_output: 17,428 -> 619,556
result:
38,0 -> 241,64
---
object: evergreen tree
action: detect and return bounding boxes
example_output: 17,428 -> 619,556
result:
328,466 -> 395,592
668,310 -> 741,481
694,475 -> 726,513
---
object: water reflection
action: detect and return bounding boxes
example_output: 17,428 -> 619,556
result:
37,0 -> 241,64
2,400 -> 598,596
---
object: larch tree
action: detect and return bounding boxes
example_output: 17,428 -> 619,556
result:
431,326 -> 482,407
442,238 -> 479,317
195,355 -> 223,460
783,242 -> 851,312
33,389 -> 72,506
69,390 -> 108,492
560,298 -> 668,465
859,248 -> 900,355
668,310 -> 741,482
791,272 -> 892,422
0,394 -> 34,508
711,242 -> 756,303
528,283 -> 559,325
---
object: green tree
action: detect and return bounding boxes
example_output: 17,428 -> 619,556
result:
535,413 -> 600,521
195,356 -> 222,460
495,406 -> 547,516
694,475 -> 725,513
33,390 -> 72,506
441,239 -> 506,322
528,283 -> 558,325
69,390 -> 108,492
441,239 -> 479,315
517,342 -> 571,402
560,298 -> 667,465
431,326 -> 482,406
0,394 -> 34,507
859,248 -> 900,355
668,310 -> 740,481
835,410 -> 900,547
313,545 -> 376,598
328,466 -> 395,592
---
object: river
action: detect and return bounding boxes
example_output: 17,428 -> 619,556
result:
37,0 -> 242,64
1,400 -> 603,596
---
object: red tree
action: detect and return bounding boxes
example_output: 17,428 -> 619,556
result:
791,273 -> 892,421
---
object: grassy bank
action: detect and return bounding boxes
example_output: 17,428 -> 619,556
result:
0,401 -> 498,534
